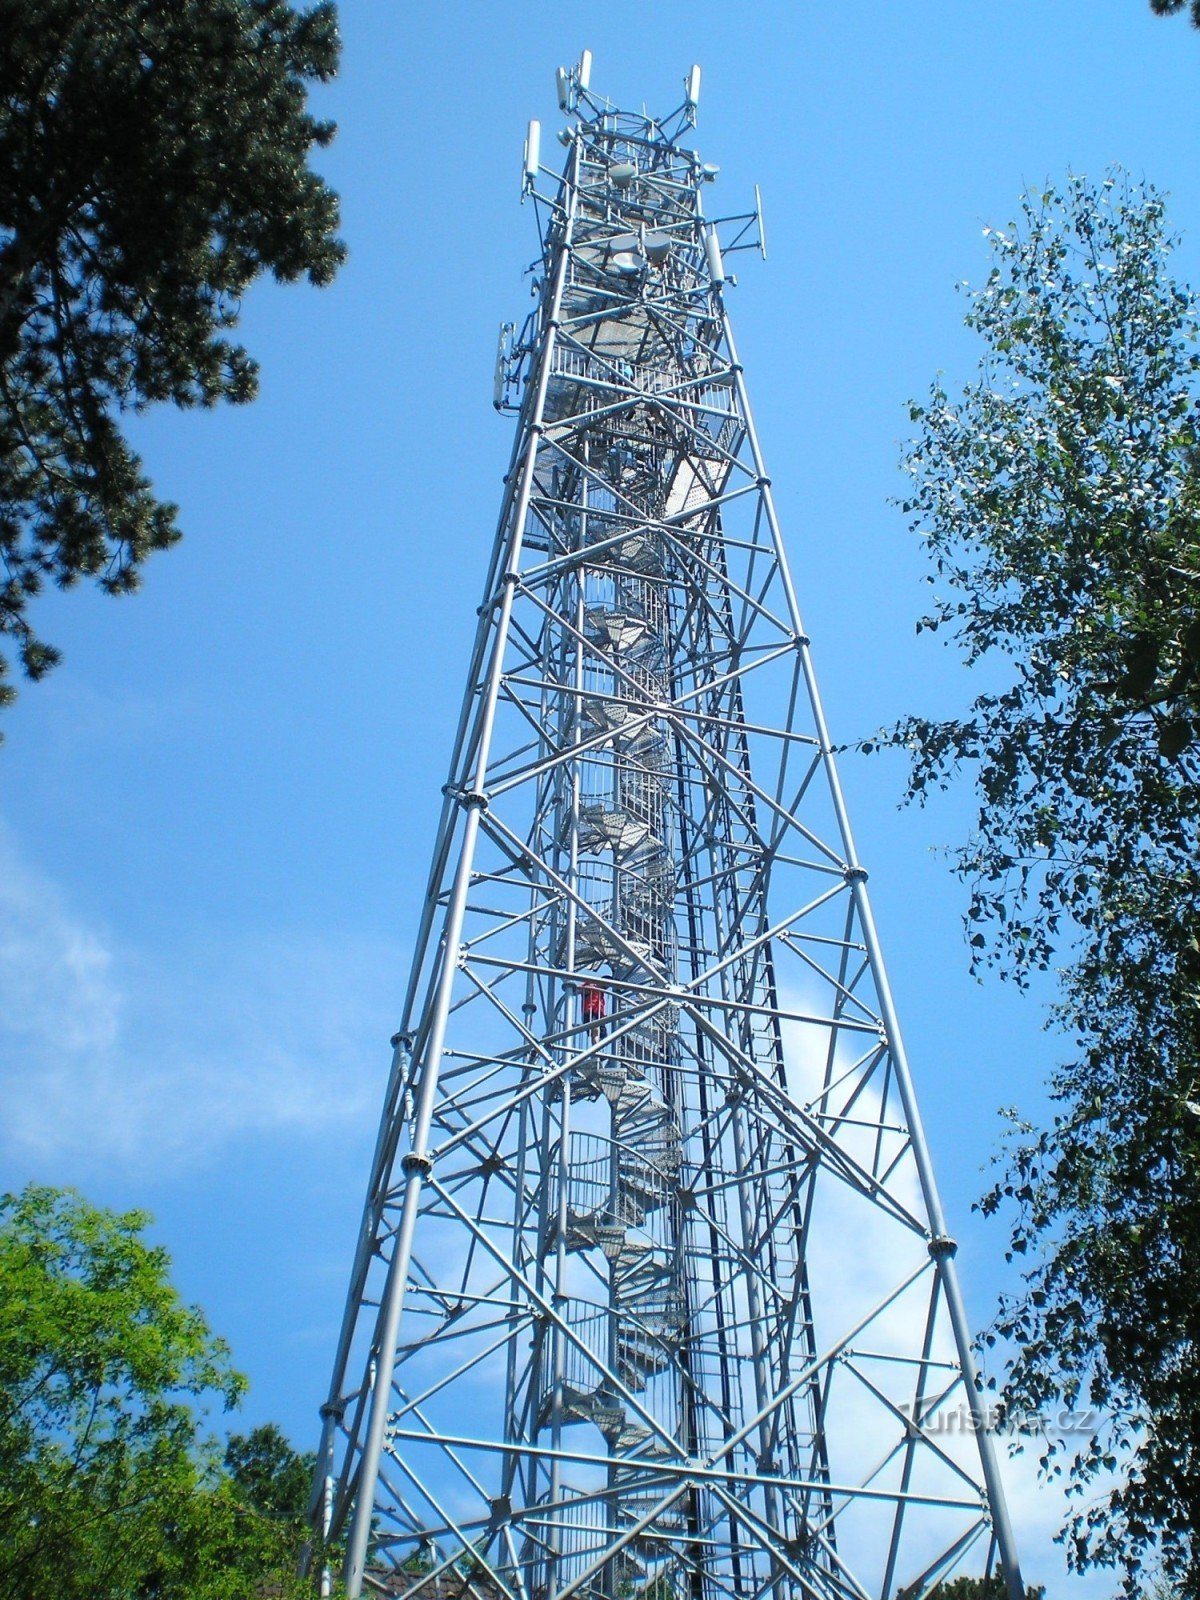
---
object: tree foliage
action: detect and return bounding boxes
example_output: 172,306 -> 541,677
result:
0,1183 -> 317,1597
898,1579 -> 1042,1600
1151,0 -> 1200,30
225,1420 -> 314,1525
0,0 -> 344,715
890,172 -> 1200,1592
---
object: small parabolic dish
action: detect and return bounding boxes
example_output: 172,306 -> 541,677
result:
608,233 -> 644,275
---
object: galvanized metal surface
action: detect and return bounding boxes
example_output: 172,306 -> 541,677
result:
312,58 -> 1024,1600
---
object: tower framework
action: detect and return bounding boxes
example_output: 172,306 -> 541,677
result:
313,59 -> 1024,1600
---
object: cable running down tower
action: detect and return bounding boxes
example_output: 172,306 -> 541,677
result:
313,54 -> 1025,1600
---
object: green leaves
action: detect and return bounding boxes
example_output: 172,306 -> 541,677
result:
888,171 -> 1200,1591
896,1576 -> 1044,1599
0,1185 -> 318,1598
0,0 -> 346,724
0,1184 -> 234,1595
1116,633 -> 1162,699
1156,714 -> 1193,758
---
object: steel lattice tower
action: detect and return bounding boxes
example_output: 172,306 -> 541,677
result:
312,57 -> 1024,1600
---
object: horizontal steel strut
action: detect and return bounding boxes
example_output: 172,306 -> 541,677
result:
310,54 -> 1024,1600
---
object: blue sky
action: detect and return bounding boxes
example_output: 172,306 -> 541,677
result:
3,3 -> 1199,1591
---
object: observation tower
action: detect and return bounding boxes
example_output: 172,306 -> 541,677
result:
311,55 -> 1024,1600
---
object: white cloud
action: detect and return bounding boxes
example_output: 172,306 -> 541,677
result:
0,823 -> 120,1053
0,821 -> 398,1174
